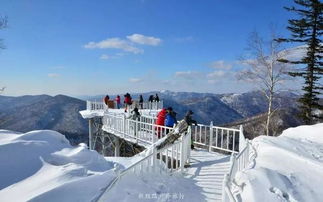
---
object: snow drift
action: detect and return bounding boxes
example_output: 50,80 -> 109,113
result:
236,123 -> 323,202
0,130 -> 116,202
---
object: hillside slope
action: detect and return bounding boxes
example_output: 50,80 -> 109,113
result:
0,95 -> 88,144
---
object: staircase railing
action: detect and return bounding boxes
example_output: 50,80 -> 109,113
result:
222,127 -> 257,202
95,127 -> 192,202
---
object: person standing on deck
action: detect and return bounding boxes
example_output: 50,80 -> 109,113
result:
139,95 -> 144,109
124,93 -> 132,112
103,95 -> 110,106
154,93 -> 160,102
127,107 -> 141,136
184,110 -> 197,149
115,95 -> 121,109
165,107 -> 177,134
148,95 -> 154,102
155,108 -> 167,138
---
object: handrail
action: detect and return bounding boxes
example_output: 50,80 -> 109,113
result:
191,123 -> 241,154
222,139 -> 258,202
95,128 -> 191,202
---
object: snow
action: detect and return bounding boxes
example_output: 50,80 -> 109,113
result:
99,171 -> 204,202
0,130 -> 116,202
235,123 -> 323,202
1,123 -> 322,202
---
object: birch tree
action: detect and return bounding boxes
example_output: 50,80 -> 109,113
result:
238,31 -> 290,136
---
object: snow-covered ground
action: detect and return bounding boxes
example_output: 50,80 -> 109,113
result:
0,129 -> 216,202
1,123 -> 322,202
0,130 -> 116,202
236,123 -> 323,202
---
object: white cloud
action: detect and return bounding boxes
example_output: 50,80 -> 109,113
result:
48,73 -> 60,78
129,78 -> 143,83
127,34 -> 161,46
100,54 -> 112,60
208,60 -> 232,70
207,70 -> 226,79
174,71 -> 203,80
84,38 -> 143,54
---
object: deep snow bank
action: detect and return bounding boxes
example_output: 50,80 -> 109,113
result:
236,123 -> 323,202
0,130 -> 115,202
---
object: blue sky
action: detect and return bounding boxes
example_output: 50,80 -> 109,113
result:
0,0 -> 298,96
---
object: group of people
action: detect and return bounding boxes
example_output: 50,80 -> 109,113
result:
103,93 -> 133,112
148,94 -> 159,102
104,93 -> 161,111
127,105 -> 197,149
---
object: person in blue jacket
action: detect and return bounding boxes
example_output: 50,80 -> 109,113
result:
165,107 -> 177,134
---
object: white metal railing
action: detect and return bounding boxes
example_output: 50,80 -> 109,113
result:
95,127 -> 192,202
103,113 -> 173,145
86,101 -> 107,111
129,101 -> 163,111
191,122 -> 241,154
222,127 -> 257,202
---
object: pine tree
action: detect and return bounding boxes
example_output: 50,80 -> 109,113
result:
277,0 -> 323,124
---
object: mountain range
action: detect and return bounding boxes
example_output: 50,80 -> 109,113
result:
0,90 -> 302,144
0,94 -> 87,144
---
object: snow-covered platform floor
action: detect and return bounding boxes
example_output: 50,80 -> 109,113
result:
185,148 -> 230,202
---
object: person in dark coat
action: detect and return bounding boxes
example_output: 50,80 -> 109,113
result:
154,93 -> 160,102
148,95 -> 154,102
184,110 -> 197,150
184,110 -> 197,126
128,107 -> 141,136
139,95 -> 144,109
104,95 -> 110,106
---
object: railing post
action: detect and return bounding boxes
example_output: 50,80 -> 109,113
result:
153,147 -> 157,172
180,136 -> 185,173
88,119 -> 93,150
187,127 -> 191,163
152,124 -> 156,143
123,114 -> 126,138
239,125 -> 246,152
209,121 -> 214,152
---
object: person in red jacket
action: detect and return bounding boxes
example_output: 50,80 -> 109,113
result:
115,95 -> 121,109
124,93 -> 132,112
155,108 -> 167,138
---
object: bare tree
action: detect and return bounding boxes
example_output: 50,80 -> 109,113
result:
238,30 -> 290,136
